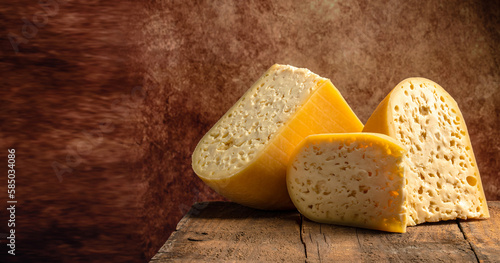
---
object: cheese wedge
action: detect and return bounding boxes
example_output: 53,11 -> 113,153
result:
192,64 -> 363,210
287,133 -> 407,233
363,78 -> 489,225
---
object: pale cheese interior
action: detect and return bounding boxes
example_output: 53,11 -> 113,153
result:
390,79 -> 488,225
287,133 -> 407,232
193,64 -> 325,178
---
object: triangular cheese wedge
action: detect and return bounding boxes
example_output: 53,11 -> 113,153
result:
363,78 -> 489,225
287,133 -> 407,233
192,64 -> 363,210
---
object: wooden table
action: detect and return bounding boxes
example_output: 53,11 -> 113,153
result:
150,201 -> 499,262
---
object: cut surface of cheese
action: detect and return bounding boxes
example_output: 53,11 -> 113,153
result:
287,133 -> 407,233
192,64 -> 364,210
363,78 -> 489,225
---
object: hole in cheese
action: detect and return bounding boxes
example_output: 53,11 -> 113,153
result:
466,176 -> 477,186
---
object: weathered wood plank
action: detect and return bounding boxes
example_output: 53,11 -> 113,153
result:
150,202 -> 305,262
458,202 -> 500,262
301,217 -> 478,262
151,202 -> 499,262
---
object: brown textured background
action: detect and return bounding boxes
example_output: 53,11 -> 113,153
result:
0,0 -> 498,262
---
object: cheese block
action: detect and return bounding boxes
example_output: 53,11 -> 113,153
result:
287,133 -> 407,233
192,64 -> 364,210
363,78 -> 489,225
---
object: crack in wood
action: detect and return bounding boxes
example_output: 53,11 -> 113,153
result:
317,224 -> 323,263
187,237 -> 204,242
299,214 -> 308,261
355,228 -> 362,249
457,219 -> 480,263
316,240 -> 322,263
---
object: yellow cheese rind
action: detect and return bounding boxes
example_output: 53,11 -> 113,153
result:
364,78 -> 490,225
192,64 -> 364,210
287,133 -> 407,233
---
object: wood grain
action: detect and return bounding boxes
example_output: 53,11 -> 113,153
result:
150,202 -> 305,262
152,202 -> 499,262
302,219 -> 477,262
459,202 -> 500,262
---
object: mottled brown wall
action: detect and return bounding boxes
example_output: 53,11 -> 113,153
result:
0,1 -> 147,262
0,0 -> 498,262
